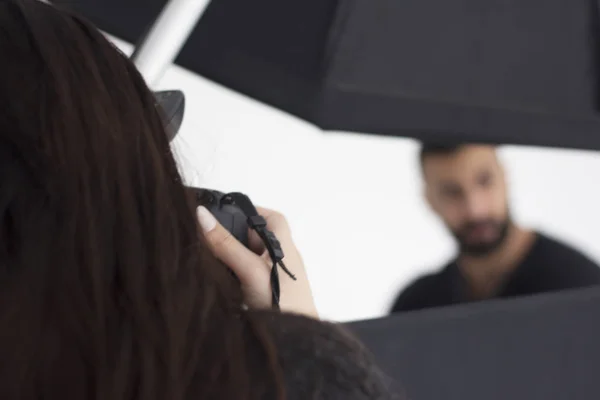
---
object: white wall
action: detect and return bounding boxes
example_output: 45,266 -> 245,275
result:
111,37 -> 600,322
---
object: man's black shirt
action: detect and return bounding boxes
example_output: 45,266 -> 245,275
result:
391,232 -> 600,313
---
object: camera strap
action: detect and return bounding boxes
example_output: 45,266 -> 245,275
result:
223,193 -> 297,309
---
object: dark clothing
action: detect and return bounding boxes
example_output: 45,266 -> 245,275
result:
251,311 -> 400,399
391,232 -> 600,313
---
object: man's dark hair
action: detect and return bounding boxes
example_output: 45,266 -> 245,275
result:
419,143 -> 464,167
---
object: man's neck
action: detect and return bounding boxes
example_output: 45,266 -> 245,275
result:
457,224 -> 536,300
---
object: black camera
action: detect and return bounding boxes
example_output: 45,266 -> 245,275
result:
155,90 -> 294,307
155,90 -> 254,247
155,90 -> 249,244
188,187 -> 250,246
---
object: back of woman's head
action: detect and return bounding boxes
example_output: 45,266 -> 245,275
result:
0,1 -> 282,399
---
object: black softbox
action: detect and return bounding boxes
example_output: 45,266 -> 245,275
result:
54,0 -> 600,150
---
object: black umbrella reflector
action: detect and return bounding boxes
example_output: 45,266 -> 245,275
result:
57,0 -> 600,151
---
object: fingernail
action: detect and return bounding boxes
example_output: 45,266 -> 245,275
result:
196,206 -> 217,233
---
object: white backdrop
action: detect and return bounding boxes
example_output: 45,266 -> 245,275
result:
111,37 -> 600,322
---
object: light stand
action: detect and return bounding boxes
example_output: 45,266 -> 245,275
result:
130,0 -> 211,86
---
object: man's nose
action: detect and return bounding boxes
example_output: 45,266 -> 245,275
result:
464,192 -> 489,219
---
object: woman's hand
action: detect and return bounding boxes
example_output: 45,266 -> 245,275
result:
197,206 -> 319,319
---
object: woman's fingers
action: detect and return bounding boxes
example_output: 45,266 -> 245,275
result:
247,207 -> 292,255
247,227 -> 266,255
197,205 -> 318,318
196,206 -> 269,285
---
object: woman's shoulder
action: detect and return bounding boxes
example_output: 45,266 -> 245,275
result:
248,310 -> 400,400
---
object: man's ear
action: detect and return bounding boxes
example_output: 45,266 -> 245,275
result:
496,158 -> 509,190
424,184 -> 435,212
500,164 -> 511,201
494,149 -> 507,178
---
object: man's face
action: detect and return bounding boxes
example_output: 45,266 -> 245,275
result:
424,145 -> 510,256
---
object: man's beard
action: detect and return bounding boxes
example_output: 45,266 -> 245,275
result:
451,217 -> 511,257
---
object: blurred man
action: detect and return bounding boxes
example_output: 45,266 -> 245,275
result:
391,144 -> 600,313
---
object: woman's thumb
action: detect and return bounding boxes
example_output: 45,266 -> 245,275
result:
196,206 -> 219,234
196,206 -> 262,283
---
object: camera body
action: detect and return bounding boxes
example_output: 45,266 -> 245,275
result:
157,91 -> 292,307
154,91 -> 251,247
189,187 -> 249,246
153,91 -> 250,245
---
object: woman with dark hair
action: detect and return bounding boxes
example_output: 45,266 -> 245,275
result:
0,1 -> 396,399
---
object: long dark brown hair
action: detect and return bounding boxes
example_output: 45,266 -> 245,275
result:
0,1 -> 283,398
